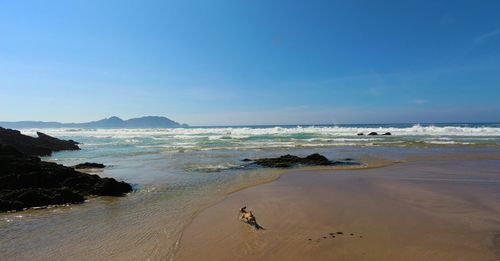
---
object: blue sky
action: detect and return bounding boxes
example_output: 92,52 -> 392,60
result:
1,0 -> 499,125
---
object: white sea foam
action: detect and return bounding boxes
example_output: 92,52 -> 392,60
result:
184,162 -> 242,172
19,124 -> 500,138
18,124 -> 500,150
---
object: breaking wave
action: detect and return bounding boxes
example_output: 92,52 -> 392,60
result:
19,124 -> 500,150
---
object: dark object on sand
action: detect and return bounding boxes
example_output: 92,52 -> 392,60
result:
247,153 -> 360,168
357,133 -> 364,136
73,162 -> 106,169
0,127 -> 79,156
241,158 -> 252,162
239,206 -> 263,230
368,132 -> 378,136
382,132 -> 392,136
337,231 -> 344,235
0,145 -> 132,212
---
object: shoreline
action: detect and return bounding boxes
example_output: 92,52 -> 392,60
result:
173,151 -> 500,255
174,157 -> 500,260
3,149 -> 500,260
171,158 -> 403,256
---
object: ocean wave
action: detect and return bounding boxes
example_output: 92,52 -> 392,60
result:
18,124 -> 500,150
184,162 -> 243,172
19,124 -> 500,138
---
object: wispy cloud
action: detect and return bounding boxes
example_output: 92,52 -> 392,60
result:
475,27 -> 500,44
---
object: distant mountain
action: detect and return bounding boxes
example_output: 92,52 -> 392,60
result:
0,116 -> 189,129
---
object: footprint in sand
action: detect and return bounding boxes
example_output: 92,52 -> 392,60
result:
308,231 -> 363,242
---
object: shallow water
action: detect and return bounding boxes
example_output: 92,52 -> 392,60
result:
2,125 -> 500,260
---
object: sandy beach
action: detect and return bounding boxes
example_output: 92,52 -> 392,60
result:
175,159 -> 500,260
3,128 -> 500,260
2,0 -> 500,259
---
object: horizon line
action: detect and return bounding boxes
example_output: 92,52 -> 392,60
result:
1,120 -> 499,129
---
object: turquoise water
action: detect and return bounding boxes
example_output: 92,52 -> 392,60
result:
2,124 -> 500,260
22,123 -> 500,187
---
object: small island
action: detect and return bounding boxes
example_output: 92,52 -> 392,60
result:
0,115 -> 189,129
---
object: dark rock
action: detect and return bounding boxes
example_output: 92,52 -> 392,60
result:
73,162 -> 106,169
241,158 -> 252,162
305,153 -> 330,163
250,153 -> 360,168
0,188 -> 85,211
330,160 -> 361,166
253,154 -> 301,168
337,232 -> 344,235
252,153 -> 329,168
368,132 -> 378,136
357,133 -> 364,136
382,132 -> 392,136
0,127 -> 79,156
93,178 -> 134,196
0,145 -> 132,212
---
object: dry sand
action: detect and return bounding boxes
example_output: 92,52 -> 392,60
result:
175,159 -> 500,260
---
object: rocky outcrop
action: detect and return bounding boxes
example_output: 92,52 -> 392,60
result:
360,131 -> 392,136
247,153 -> 359,168
73,162 -> 106,169
0,127 -> 79,156
0,145 -> 132,212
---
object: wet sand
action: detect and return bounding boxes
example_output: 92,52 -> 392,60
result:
175,160 -> 500,260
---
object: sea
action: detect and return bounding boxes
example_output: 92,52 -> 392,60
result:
2,123 -> 500,260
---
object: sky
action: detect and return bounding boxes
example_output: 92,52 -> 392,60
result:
1,0 -> 500,126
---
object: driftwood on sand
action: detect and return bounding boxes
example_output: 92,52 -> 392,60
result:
239,206 -> 264,230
